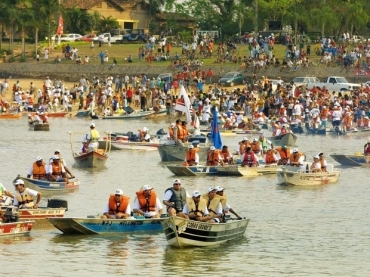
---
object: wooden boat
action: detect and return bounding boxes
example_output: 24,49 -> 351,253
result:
0,113 -> 22,119
30,111 -> 69,117
266,133 -> 297,147
28,122 -> 50,131
330,153 -> 370,167
100,110 -> 155,120
161,216 -> 250,248
68,131 -> 111,168
99,132 -> 161,151
276,163 -> 340,186
216,164 -> 278,176
47,216 -> 166,235
0,221 -> 34,236
16,175 -> 79,191
166,165 -> 222,176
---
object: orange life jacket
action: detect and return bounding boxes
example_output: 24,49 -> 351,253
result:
320,108 -> 328,119
221,150 -> 231,163
185,149 -> 197,166
136,191 -> 157,212
108,194 -> 130,215
176,124 -> 184,141
168,126 -> 174,139
207,150 -> 220,166
32,162 -> 46,179
51,162 -> 63,177
265,152 -> 276,164
289,152 -> 303,163
276,148 -> 290,159
28,97 -> 34,105
251,142 -> 260,153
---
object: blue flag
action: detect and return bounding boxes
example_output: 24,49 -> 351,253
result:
211,107 -> 222,149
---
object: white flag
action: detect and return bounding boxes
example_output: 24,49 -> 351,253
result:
175,85 -> 192,123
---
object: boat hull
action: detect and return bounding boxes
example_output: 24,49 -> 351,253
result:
267,133 -> 297,147
0,221 -> 34,237
161,216 -> 250,248
29,123 -> 50,131
74,151 -> 108,168
47,217 -> 165,234
330,154 -> 370,166
17,176 -> 79,191
166,165 -> 220,176
277,167 -> 340,186
1,207 -> 66,220
158,144 -> 208,162
0,113 -> 22,119
216,165 -> 277,176
30,112 -> 68,117
101,111 -> 155,119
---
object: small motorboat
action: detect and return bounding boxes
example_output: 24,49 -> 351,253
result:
28,122 -> 50,131
266,133 -> 297,147
16,175 -> 79,191
330,153 -> 370,167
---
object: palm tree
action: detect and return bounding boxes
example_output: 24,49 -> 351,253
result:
38,0 -> 60,51
98,16 -> 120,33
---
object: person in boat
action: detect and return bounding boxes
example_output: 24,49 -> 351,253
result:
241,146 -> 259,167
275,145 -> 291,165
263,147 -> 278,165
13,179 -> 42,209
364,140 -> 370,155
27,156 -> 48,180
138,126 -> 151,142
182,121 -> 190,142
215,186 -> 242,220
173,119 -> 185,146
86,122 -> 100,152
103,106 -> 112,116
32,111 -> 42,124
310,155 -> 322,173
287,148 -> 305,167
202,187 -> 224,223
251,138 -> 262,155
133,185 -> 163,218
238,138 -> 251,155
51,150 -> 75,179
0,182 -> 14,201
47,155 -> 68,182
184,144 -> 199,166
181,190 -> 213,222
162,179 -> 190,217
40,112 -> 48,123
27,114 -> 34,125
258,134 -> 270,154
101,189 -> 131,219
220,145 -> 233,164
318,152 -> 328,172
206,146 -> 224,166
167,122 -> 175,140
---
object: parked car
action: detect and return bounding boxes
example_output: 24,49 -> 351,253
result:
60,33 -> 82,42
350,35 -> 367,44
291,77 -> 320,88
117,29 -> 147,44
77,34 -> 97,42
93,33 -> 122,44
218,72 -> 245,87
157,73 -> 173,83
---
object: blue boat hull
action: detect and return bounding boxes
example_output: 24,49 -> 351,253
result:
330,154 -> 370,167
17,176 -> 80,191
166,165 -> 220,176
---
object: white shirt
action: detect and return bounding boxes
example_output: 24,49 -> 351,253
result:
27,163 -> 48,177
47,163 -> 66,174
332,110 -> 342,121
133,196 -> 163,217
13,188 -> 39,207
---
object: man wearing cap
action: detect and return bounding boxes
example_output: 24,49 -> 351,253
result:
318,152 -> 328,172
206,146 -> 224,166
86,122 -> 100,152
287,148 -> 305,167
27,156 -> 48,180
332,104 -> 342,129
215,186 -> 242,220
310,156 -> 322,173
167,122 -> 175,140
220,145 -> 233,164
263,148 -> 278,165
101,189 -> 131,219
13,179 -> 42,209
133,185 -> 163,218
251,138 -> 262,155
32,111 -> 42,125
163,179 -> 190,217
184,144 -> 199,166
241,147 -> 258,167
181,191 -> 213,222
51,150 -> 75,179
47,155 -> 68,182
173,119 -> 185,146
202,187 -> 223,223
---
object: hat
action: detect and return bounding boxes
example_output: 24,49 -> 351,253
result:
243,137 -> 248,141
170,122 -> 175,127
14,179 -> 24,185
55,149 -> 61,153
142,127 -> 148,132
52,155 -> 60,160
142,185 -> 153,191
282,145 -> 287,150
208,187 -> 216,193
215,186 -> 224,192
253,138 -> 258,142
210,146 -> 215,151
188,145 -> 194,149
173,179 -> 181,184
90,123 -> 95,128
115,189 -> 123,195
293,148 -> 299,153
36,156 -> 42,162
314,155 -> 319,159
192,191 -> 201,197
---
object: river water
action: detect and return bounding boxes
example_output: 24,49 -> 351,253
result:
1,115 -> 370,276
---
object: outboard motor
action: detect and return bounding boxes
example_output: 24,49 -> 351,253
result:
156,128 -> 167,139
47,199 -> 68,211
4,206 -> 19,223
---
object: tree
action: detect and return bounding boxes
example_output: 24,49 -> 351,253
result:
98,16 -> 120,33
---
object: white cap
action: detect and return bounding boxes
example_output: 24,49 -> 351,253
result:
253,138 -> 258,142
142,185 -> 153,191
55,149 -> 61,153
215,186 -> 224,192
90,123 -> 95,128
293,148 -> 299,153
188,145 -> 194,149
243,137 -> 249,141
208,187 -> 216,193
173,179 -> 181,184
36,156 -> 43,161
115,189 -> 123,195
171,123 -> 175,127
142,127 -> 148,132
14,179 -> 24,185
52,155 -> 60,160
192,191 -> 201,197
210,146 -> 215,151
314,155 -> 319,159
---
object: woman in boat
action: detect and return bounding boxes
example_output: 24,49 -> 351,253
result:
101,189 -> 131,219
241,147 -> 258,167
